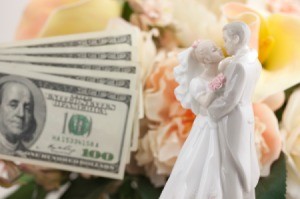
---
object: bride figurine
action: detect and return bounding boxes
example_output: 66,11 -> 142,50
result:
160,21 -> 261,199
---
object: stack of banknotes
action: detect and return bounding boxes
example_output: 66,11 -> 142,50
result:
0,29 -> 141,180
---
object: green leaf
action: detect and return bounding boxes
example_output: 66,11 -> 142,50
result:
15,173 -> 34,185
111,175 -> 162,199
255,152 -> 286,199
121,2 -> 133,22
5,181 -> 47,199
136,176 -> 162,199
60,176 -> 112,199
111,176 -> 140,199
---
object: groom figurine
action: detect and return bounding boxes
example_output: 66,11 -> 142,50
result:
208,21 -> 261,199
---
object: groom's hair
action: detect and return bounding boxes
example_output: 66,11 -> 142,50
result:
223,21 -> 250,46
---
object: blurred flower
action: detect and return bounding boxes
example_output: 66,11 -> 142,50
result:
280,88 -> 300,199
0,161 -> 22,188
171,0 -> 226,47
222,2 -> 300,101
128,0 -> 245,47
261,91 -> 285,111
15,0 -> 80,40
16,0 -> 123,39
253,103 -> 281,176
19,164 -> 69,191
266,0 -> 300,15
195,0 -> 246,16
135,50 -> 195,186
128,0 -> 173,29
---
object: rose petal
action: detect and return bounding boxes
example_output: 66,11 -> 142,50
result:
282,89 -> 300,134
286,157 -> 300,199
39,0 -> 123,37
15,0 -> 81,40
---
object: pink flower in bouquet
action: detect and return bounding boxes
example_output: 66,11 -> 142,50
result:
208,73 -> 226,92
253,103 -> 281,176
280,89 -> 300,198
135,50 -> 195,186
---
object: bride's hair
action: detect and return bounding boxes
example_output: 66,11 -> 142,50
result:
175,39 -> 222,114
191,40 -> 221,64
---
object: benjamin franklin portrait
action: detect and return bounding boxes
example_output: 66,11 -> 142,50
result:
0,75 -> 46,155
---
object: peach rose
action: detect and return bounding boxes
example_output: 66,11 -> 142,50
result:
262,91 -> 285,111
135,50 -> 195,186
143,50 -> 194,123
280,88 -> 300,199
253,103 -> 281,176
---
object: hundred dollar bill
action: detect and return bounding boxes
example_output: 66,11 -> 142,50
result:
0,59 -> 141,150
0,45 -> 138,62
0,61 -> 140,151
0,65 -> 136,179
0,30 -> 139,49
0,62 -> 137,90
0,55 -> 138,74
0,54 -> 142,114
32,67 -> 141,152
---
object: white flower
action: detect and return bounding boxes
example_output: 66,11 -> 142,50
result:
280,88 -> 300,199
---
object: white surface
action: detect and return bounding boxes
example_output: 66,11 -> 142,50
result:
0,0 -> 30,43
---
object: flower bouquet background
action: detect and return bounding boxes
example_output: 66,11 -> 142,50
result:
1,0 -> 300,198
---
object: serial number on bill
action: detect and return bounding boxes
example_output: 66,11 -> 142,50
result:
52,135 -> 99,148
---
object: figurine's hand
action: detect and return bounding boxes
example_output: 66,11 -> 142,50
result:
208,118 -> 218,129
207,110 -> 220,122
197,105 -> 209,116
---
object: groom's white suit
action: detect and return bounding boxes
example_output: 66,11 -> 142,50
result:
208,28 -> 262,198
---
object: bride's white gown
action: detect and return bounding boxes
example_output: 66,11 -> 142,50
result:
160,78 -> 223,199
161,47 -> 261,199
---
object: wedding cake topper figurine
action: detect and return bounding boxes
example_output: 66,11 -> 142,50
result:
160,21 -> 262,199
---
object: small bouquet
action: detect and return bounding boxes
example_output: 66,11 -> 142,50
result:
208,73 -> 226,92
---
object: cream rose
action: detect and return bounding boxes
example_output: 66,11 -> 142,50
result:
253,103 -> 281,176
280,88 -> 300,199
